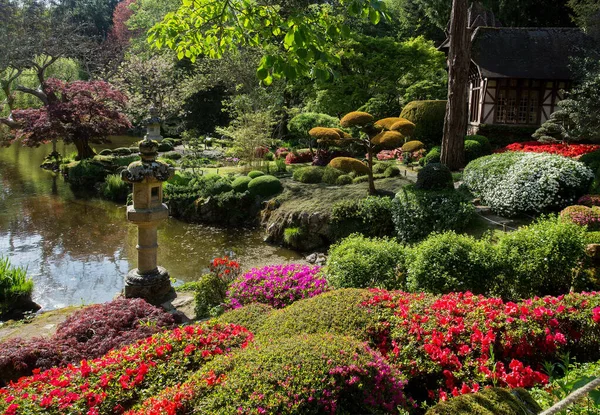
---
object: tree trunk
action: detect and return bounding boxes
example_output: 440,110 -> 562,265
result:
441,0 -> 471,170
74,139 -> 96,160
366,146 -> 376,196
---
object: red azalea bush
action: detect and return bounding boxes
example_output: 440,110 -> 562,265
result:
208,256 -> 241,285
0,323 -> 253,415
362,290 -> 600,402
275,147 -> 290,159
560,205 -> 600,230
285,151 -> 313,164
0,299 -> 176,385
578,194 -> 600,207
498,141 -> 600,158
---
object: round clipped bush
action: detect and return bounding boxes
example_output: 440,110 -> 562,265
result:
560,205 -> 600,229
340,111 -> 374,127
161,151 -> 182,160
292,166 -> 325,183
247,175 -> 283,197
192,334 -> 407,414
406,231 -> 495,294
99,148 -> 113,155
415,163 -> 454,190
463,152 -> 594,216
328,157 -> 370,175
113,147 -> 133,156
400,100 -> 447,148
226,264 -> 329,309
157,141 -> 174,152
401,140 -> 425,153
372,162 -> 392,174
464,139 -> 487,162
247,170 -> 265,179
231,176 -> 252,193
392,186 -> 475,242
422,146 -> 441,165
384,165 -> 400,177
322,166 -> 345,184
336,174 -> 353,185
465,134 -> 492,153
426,388 -> 541,415
257,288 -> 377,341
214,303 -> 274,333
325,234 -> 407,289
390,118 -> 417,137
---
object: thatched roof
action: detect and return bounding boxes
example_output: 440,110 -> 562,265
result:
470,27 -> 592,80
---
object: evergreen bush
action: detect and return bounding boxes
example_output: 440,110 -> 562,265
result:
399,100 -> 447,148
247,170 -> 265,179
157,141 -> 174,152
328,157 -> 370,175
322,166 -> 345,184
231,176 -> 252,193
247,175 -> 283,197
330,196 -> 395,239
292,166 -> 325,183
384,165 -> 400,177
422,146 -> 441,165
415,163 -> 454,190
336,174 -> 353,185
426,388 -> 541,415
214,303 -> 274,333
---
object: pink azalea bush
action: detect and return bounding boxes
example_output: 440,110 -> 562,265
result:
577,194 -> 600,207
226,264 -> 329,309
560,205 -> 600,230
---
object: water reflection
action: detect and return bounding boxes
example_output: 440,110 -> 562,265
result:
0,138 -> 301,311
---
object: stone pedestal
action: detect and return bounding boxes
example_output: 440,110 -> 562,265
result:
124,266 -> 172,305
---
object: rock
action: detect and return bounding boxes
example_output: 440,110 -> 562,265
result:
306,253 -> 317,263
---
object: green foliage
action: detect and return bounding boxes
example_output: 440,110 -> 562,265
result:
426,388 -> 541,415
214,303 -> 274,334
113,147 -> 133,156
99,149 -> 113,156
231,176 -> 252,193
247,175 -> 283,198
189,273 -> 230,320
560,63 -> 600,142
532,105 -> 575,142
579,149 -> 600,193
292,166 -> 325,183
330,196 -> 395,239
247,170 -> 265,179
328,157 -> 370,175
406,232 -> 495,295
421,145 -> 441,165
283,227 -> 306,248
399,100 -> 447,148
476,124 -> 538,148
100,174 -> 130,202
257,289 -> 377,341
495,216 -> 587,299
336,174 -> 353,185
157,141 -> 174,152
392,186 -> 475,243
353,173 -> 385,183
161,151 -> 182,160
0,257 -> 34,316
384,165 -> 400,177
287,112 -> 340,144
322,166 -> 345,184
325,234 -> 406,289
415,163 -> 454,190
63,160 -> 108,188
372,162 -> 392,174
464,139 -> 487,162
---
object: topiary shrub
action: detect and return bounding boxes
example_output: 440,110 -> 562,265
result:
247,170 -> 265,179
99,148 -> 113,155
401,140 -> 425,153
157,141 -> 174,152
560,205 -> 600,230
189,334 -> 408,414
322,166 -> 345,184
264,151 -> 274,161
392,186 -> 474,243
257,288 -> 378,341
495,216 -> 587,299
464,139 -> 487,162
422,146 -> 441,165
226,264 -> 329,309
463,152 -> 594,216
161,151 -> 182,160
0,298 -> 176,385
372,162 -> 392,174
214,303 -> 274,333
328,157 -> 370,175
353,173 -> 385,183
325,234 -> 407,289
465,134 -> 492,154
203,177 -> 233,196
477,123 -> 538,148
113,147 -> 133,156
330,196 -> 395,240
231,176 -> 252,193
399,100 -> 447,148
292,166 -> 325,183
406,231 -> 496,294
426,388 -> 541,415
578,194 -> 600,207
336,174 -> 353,185
415,163 -> 454,190
287,112 -> 340,144
384,165 -> 400,177
247,175 -> 282,198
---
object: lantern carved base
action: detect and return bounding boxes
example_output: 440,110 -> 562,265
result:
124,266 -> 173,305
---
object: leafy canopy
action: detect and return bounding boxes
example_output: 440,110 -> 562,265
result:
148,0 -> 388,84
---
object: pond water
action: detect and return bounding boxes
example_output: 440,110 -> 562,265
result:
0,137 -> 302,312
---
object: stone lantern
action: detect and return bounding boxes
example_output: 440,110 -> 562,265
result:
145,106 -> 164,142
121,119 -> 174,304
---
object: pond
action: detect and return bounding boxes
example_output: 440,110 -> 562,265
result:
0,137 -> 302,312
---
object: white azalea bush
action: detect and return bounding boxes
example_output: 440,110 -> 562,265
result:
463,152 -> 594,216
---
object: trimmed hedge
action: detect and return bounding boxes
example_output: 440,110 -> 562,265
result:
328,157 -> 370,175
322,166 -> 345,184
415,163 -> 454,190
422,146 -> 441,165
247,175 -> 282,197
399,100 -> 447,148
426,388 -> 541,414
476,124 -> 538,148
292,166 -> 325,183
247,170 -> 265,179
330,196 -> 395,239
337,174 -> 353,185
214,303 -> 274,333
231,176 -> 252,193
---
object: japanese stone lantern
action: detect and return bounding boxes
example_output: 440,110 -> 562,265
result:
145,106 -> 164,142
121,129 -> 174,304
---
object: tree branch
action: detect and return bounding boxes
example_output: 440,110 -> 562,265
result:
0,115 -> 20,129
14,85 -> 48,105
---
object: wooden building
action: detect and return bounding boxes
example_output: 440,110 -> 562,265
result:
464,27 -> 589,134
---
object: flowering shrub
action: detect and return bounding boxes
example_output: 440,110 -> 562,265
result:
209,256 -> 240,285
463,152 -> 594,216
190,334 -> 409,414
285,151 -> 313,164
577,194 -> 600,207
427,387 -> 541,414
226,264 -> 328,309
499,141 -> 600,158
375,148 -> 426,164
215,303 -> 274,333
362,290 -> 600,402
312,149 -> 351,166
0,299 -> 176,385
376,148 -> 402,161
0,323 -> 253,414
560,205 -> 600,230
275,147 -> 290,159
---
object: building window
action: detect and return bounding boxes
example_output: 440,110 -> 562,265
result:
494,79 -> 540,125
